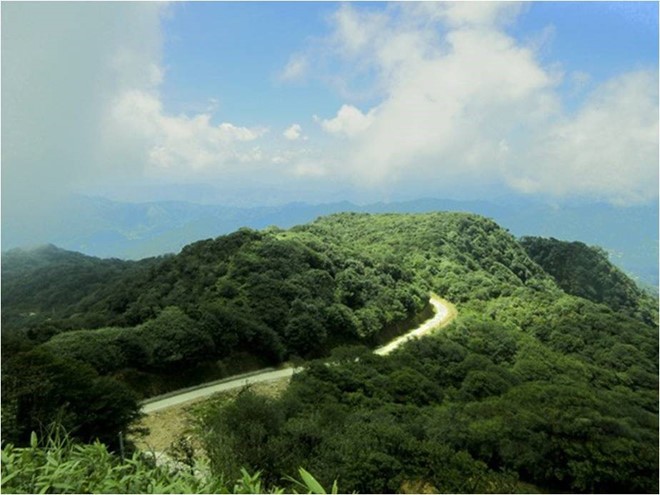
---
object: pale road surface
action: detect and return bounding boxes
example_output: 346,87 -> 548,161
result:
141,368 -> 298,414
142,295 -> 456,414
374,294 -> 455,356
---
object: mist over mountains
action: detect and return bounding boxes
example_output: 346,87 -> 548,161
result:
2,195 -> 657,288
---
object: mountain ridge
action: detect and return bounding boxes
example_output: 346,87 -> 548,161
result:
3,195 -> 657,287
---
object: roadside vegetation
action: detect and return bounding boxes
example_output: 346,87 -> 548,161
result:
1,430 -> 336,494
2,212 -> 657,493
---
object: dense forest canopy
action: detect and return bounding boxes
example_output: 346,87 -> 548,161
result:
2,212 -> 657,493
520,236 -> 657,323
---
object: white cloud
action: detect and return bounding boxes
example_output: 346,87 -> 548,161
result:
313,4 -> 557,185
3,2 -> 279,193
279,54 -> 308,82
510,70 -> 659,204
283,124 -> 304,141
1,2 -> 166,224
419,1 -> 525,28
4,0 -> 656,221
288,3 -> 657,204
331,5 -> 389,57
110,90 -> 267,173
318,105 -> 374,137
293,162 -> 327,178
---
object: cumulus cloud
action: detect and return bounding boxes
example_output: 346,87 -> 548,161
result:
109,89 -> 267,173
313,3 -> 557,185
283,124 -> 304,141
510,70 -> 659,204
412,1 -> 525,28
318,105 -> 374,137
330,5 -> 390,57
298,2 -> 657,203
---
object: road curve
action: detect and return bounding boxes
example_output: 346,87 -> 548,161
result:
374,294 -> 456,355
142,295 -> 456,413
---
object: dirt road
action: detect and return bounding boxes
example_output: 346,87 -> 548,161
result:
374,294 -> 456,355
142,368 -> 298,414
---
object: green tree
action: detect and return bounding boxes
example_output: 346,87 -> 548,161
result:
1,348 -> 141,449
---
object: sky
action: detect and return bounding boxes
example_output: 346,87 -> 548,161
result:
2,1 -> 659,217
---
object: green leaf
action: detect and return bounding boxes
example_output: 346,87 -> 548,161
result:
298,467 -> 326,494
0,470 -> 18,486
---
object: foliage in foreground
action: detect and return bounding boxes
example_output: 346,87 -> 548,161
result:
0,431 -> 336,494
1,348 -> 142,449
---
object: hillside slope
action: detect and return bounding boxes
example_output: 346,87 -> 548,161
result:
1,245 -> 159,339
520,236 -> 657,324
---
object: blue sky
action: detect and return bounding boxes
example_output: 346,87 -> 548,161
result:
159,1 -> 658,122
2,1 -> 658,212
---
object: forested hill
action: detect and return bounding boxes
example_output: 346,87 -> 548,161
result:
520,236 -> 657,324
1,245 -> 160,332
2,212 -> 655,373
2,212 -> 551,345
2,212 -> 658,493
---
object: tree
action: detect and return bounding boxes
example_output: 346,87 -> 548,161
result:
202,389 -> 285,485
140,307 -> 215,369
285,314 -> 327,358
1,348 -> 141,449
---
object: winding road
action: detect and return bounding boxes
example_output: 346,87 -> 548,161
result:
141,295 -> 456,414
374,294 -> 456,356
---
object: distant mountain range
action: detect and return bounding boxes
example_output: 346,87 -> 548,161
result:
2,195 -> 657,287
